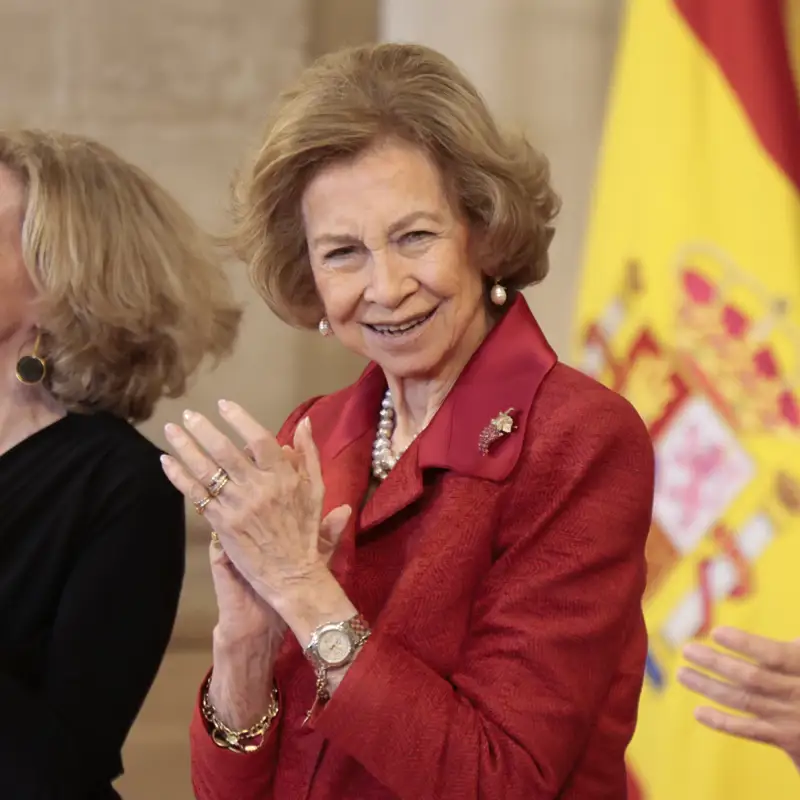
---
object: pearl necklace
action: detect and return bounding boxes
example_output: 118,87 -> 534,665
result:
373,388 -> 423,481
372,383 -> 456,481
372,389 -> 406,480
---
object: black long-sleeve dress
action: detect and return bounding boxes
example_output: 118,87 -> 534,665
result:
0,411 -> 185,799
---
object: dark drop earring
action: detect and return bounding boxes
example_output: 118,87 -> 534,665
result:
15,332 -> 47,385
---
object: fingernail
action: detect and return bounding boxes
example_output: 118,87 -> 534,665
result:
183,409 -> 196,423
160,454 -> 172,467
218,399 -> 230,411
304,417 -> 312,432
683,643 -> 703,659
164,423 -> 181,438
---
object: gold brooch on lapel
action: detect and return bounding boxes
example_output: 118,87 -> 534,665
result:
478,408 -> 517,455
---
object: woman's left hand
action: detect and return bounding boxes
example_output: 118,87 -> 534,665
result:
678,626 -> 800,768
161,400 -> 346,607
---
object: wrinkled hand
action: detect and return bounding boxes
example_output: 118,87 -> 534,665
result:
678,627 -> 800,769
209,498 -> 350,645
162,400 -> 351,609
209,542 -> 279,645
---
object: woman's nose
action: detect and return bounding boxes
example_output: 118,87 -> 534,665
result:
363,248 -> 416,309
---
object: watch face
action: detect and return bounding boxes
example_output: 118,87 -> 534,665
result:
317,629 -> 352,666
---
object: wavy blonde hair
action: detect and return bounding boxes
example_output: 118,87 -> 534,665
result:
1,129 -> 242,422
232,42 -> 560,328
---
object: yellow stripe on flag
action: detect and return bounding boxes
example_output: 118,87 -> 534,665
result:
574,0 -> 800,797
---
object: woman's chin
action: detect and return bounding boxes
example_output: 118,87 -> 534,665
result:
373,350 -> 445,382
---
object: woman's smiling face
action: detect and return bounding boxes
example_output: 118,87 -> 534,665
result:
303,139 -> 490,382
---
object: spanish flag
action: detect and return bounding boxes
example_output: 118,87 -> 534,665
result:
573,1 -> 800,797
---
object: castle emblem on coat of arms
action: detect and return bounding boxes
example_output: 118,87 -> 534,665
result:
579,243 -> 800,688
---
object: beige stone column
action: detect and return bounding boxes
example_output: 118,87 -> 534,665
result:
379,0 -> 622,359
380,0 -> 529,123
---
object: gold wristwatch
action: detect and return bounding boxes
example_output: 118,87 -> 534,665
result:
302,613 -> 370,722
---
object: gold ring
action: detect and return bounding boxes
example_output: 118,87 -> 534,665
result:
210,530 -> 222,547
207,467 -> 230,498
194,494 -> 214,515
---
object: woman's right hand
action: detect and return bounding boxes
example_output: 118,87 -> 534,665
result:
210,543 -> 282,646
207,502 -> 351,728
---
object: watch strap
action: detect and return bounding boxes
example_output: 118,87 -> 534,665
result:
346,613 -> 371,648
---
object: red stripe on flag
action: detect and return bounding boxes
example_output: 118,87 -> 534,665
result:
674,0 -> 800,192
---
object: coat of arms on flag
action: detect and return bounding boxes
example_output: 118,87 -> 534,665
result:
580,247 -> 800,689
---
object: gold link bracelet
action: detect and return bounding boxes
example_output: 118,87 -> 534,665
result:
201,674 -> 279,754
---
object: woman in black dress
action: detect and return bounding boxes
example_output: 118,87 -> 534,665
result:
0,129 -> 241,798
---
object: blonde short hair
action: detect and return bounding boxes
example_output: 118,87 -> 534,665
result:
233,42 -> 560,328
1,129 -> 242,422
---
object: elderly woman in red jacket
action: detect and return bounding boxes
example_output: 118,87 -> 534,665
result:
161,43 -> 655,799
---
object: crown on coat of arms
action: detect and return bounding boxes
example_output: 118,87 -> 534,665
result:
666,243 -> 800,436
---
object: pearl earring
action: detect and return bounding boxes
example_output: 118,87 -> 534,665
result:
490,280 -> 507,306
318,317 -> 332,337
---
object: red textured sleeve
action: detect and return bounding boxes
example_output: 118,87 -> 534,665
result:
314,390 -> 654,799
188,398 -> 321,800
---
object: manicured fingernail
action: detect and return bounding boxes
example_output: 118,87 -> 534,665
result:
183,409 -> 196,423
164,423 -> 181,438
218,399 -> 230,411
160,454 -> 172,467
304,417 -> 312,432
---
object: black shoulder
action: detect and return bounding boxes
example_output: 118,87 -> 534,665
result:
68,413 -> 184,528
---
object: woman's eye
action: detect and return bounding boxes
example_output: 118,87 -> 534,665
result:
401,230 -> 434,244
325,246 -> 357,260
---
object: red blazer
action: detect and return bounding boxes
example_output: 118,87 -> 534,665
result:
190,296 -> 655,800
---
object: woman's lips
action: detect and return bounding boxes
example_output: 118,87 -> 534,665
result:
363,306 -> 439,342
